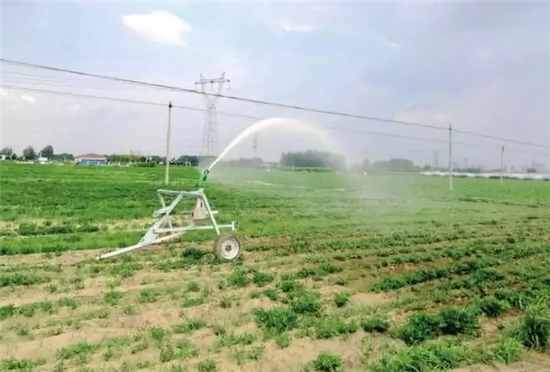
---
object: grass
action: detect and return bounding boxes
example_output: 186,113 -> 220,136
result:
0,163 -> 549,371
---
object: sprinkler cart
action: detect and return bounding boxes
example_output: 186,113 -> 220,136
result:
97,169 -> 241,260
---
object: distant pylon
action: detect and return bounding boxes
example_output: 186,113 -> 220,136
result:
195,73 -> 230,159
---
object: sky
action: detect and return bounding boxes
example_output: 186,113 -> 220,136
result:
1,0 -> 549,170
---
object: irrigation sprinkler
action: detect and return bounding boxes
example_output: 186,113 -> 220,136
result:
97,169 -> 241,260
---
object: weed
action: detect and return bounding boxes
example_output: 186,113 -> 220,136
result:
219,297 -> 233,309
150,327 -> 168,342
139,289 -> 159,303
362,316 -> 389,333
313,352 -> 342,372
333,293 -> 351,308
235,346 -> 265,365
371,339 -> 473,372
334,278 -> 348,286
249,290 -> 261,299
216,332 -> 256,348
398,314 -> 441,345
187,281 -> 201,292
173,319 -> 207,334
275,333 -> 291,348
227,270 -> 251,288
438,306 -> 480,335
182,296 -> 204,308
263,289 -> 279,301
254,307 -> 298,334
104,291 -> 123,306
313,317 -> 358,339
58,298 -> 78,310
510,303 -> 550,349
57,342 -> 97,362
492,337 -> 524,364
45,283 -> 58,293
14,323 -> 30,336
0,273 -> 49,287
197,359 -> 217,372
0,305 -> 16,320
0,357 -> 46,371
253,271 -> 274,287
478,297 -> 510,318
279,279 -> 304,294
290,292 -> 323,316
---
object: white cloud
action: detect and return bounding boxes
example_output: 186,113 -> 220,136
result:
21,95 -> 36,103
276,23 -> 314,32
123,11 -> 192,45
0,88 -> 8,98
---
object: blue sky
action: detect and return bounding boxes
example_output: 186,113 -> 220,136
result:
1,1 -> 549,169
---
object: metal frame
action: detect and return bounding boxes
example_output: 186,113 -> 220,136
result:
97,188 -> 236,260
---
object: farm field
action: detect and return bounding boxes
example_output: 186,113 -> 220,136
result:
1,162 -> 549,372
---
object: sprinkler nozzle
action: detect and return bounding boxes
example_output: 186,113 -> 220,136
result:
195,169 -> 210,189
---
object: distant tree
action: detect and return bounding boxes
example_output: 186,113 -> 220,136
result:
0,147 -> 13,156
177,155 -> 200,166
51,153 -> 74,162
422,165 -> 432,171
526,168 -> 537,174
280,150 -> 346,170
40,145 -> 54,159
23,146 -> 36,160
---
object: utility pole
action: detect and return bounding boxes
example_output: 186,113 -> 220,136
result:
464,158 -> 468,170
252,134 -> 258,157
448,124 -> 453,191
433,151 -> 439,169
500,145 -> 505,184
195,73 -> 230,163
165,101 -> 173,185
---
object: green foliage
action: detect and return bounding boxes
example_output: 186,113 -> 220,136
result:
172,319 -> 207,334
197,359 -> 217,372
263,289 -> 279,301
313,352 -> 343,372
0,357 -> 46,371
491,337 -> 524,364
159,340 -> 198,363
438,306 -> 480,335
227,270 -> 251,288
313,317 -> 358,339
362,316 -> 389,333
254,307 -> 298,334
58,298 -> 78,310
398,314 -> 441,345
104,291 -> 123,306
57,342 -> 97,361
333,293 -> 351,308
275,333 -> 291,348
510,303 -> 550,349
478,297 -> 510,317
252,271 -> 274,287
139,289 -> 159,303
186,281 -> 201,292
290,292 -> 323,316
150,327 -> 167,342
371,339 -> 474,372
0,273 -> 50,287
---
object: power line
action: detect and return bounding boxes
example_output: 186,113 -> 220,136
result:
2,58 -> 548,149
3,84 -> 549,159
0,59 -> 460,132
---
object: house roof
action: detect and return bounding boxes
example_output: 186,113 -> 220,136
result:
75,153 -> 107,159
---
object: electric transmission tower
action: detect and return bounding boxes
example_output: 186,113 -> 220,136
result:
195,73 -> 230,159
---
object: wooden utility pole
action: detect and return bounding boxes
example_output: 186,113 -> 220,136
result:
500,146 -> 505,184
165,101 -> 173,185
448,124 -> 453,191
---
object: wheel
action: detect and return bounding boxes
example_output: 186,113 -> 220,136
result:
214,235 -> 241,260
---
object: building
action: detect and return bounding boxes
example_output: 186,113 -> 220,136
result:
75,153 -> 108,166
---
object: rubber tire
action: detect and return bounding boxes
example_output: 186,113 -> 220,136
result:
213,235 -> 241,261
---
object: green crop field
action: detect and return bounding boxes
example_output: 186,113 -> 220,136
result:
1,162 -> 549,372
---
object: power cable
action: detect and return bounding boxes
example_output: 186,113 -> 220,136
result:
2,58 -> 548,149
4,84 -> 548,159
